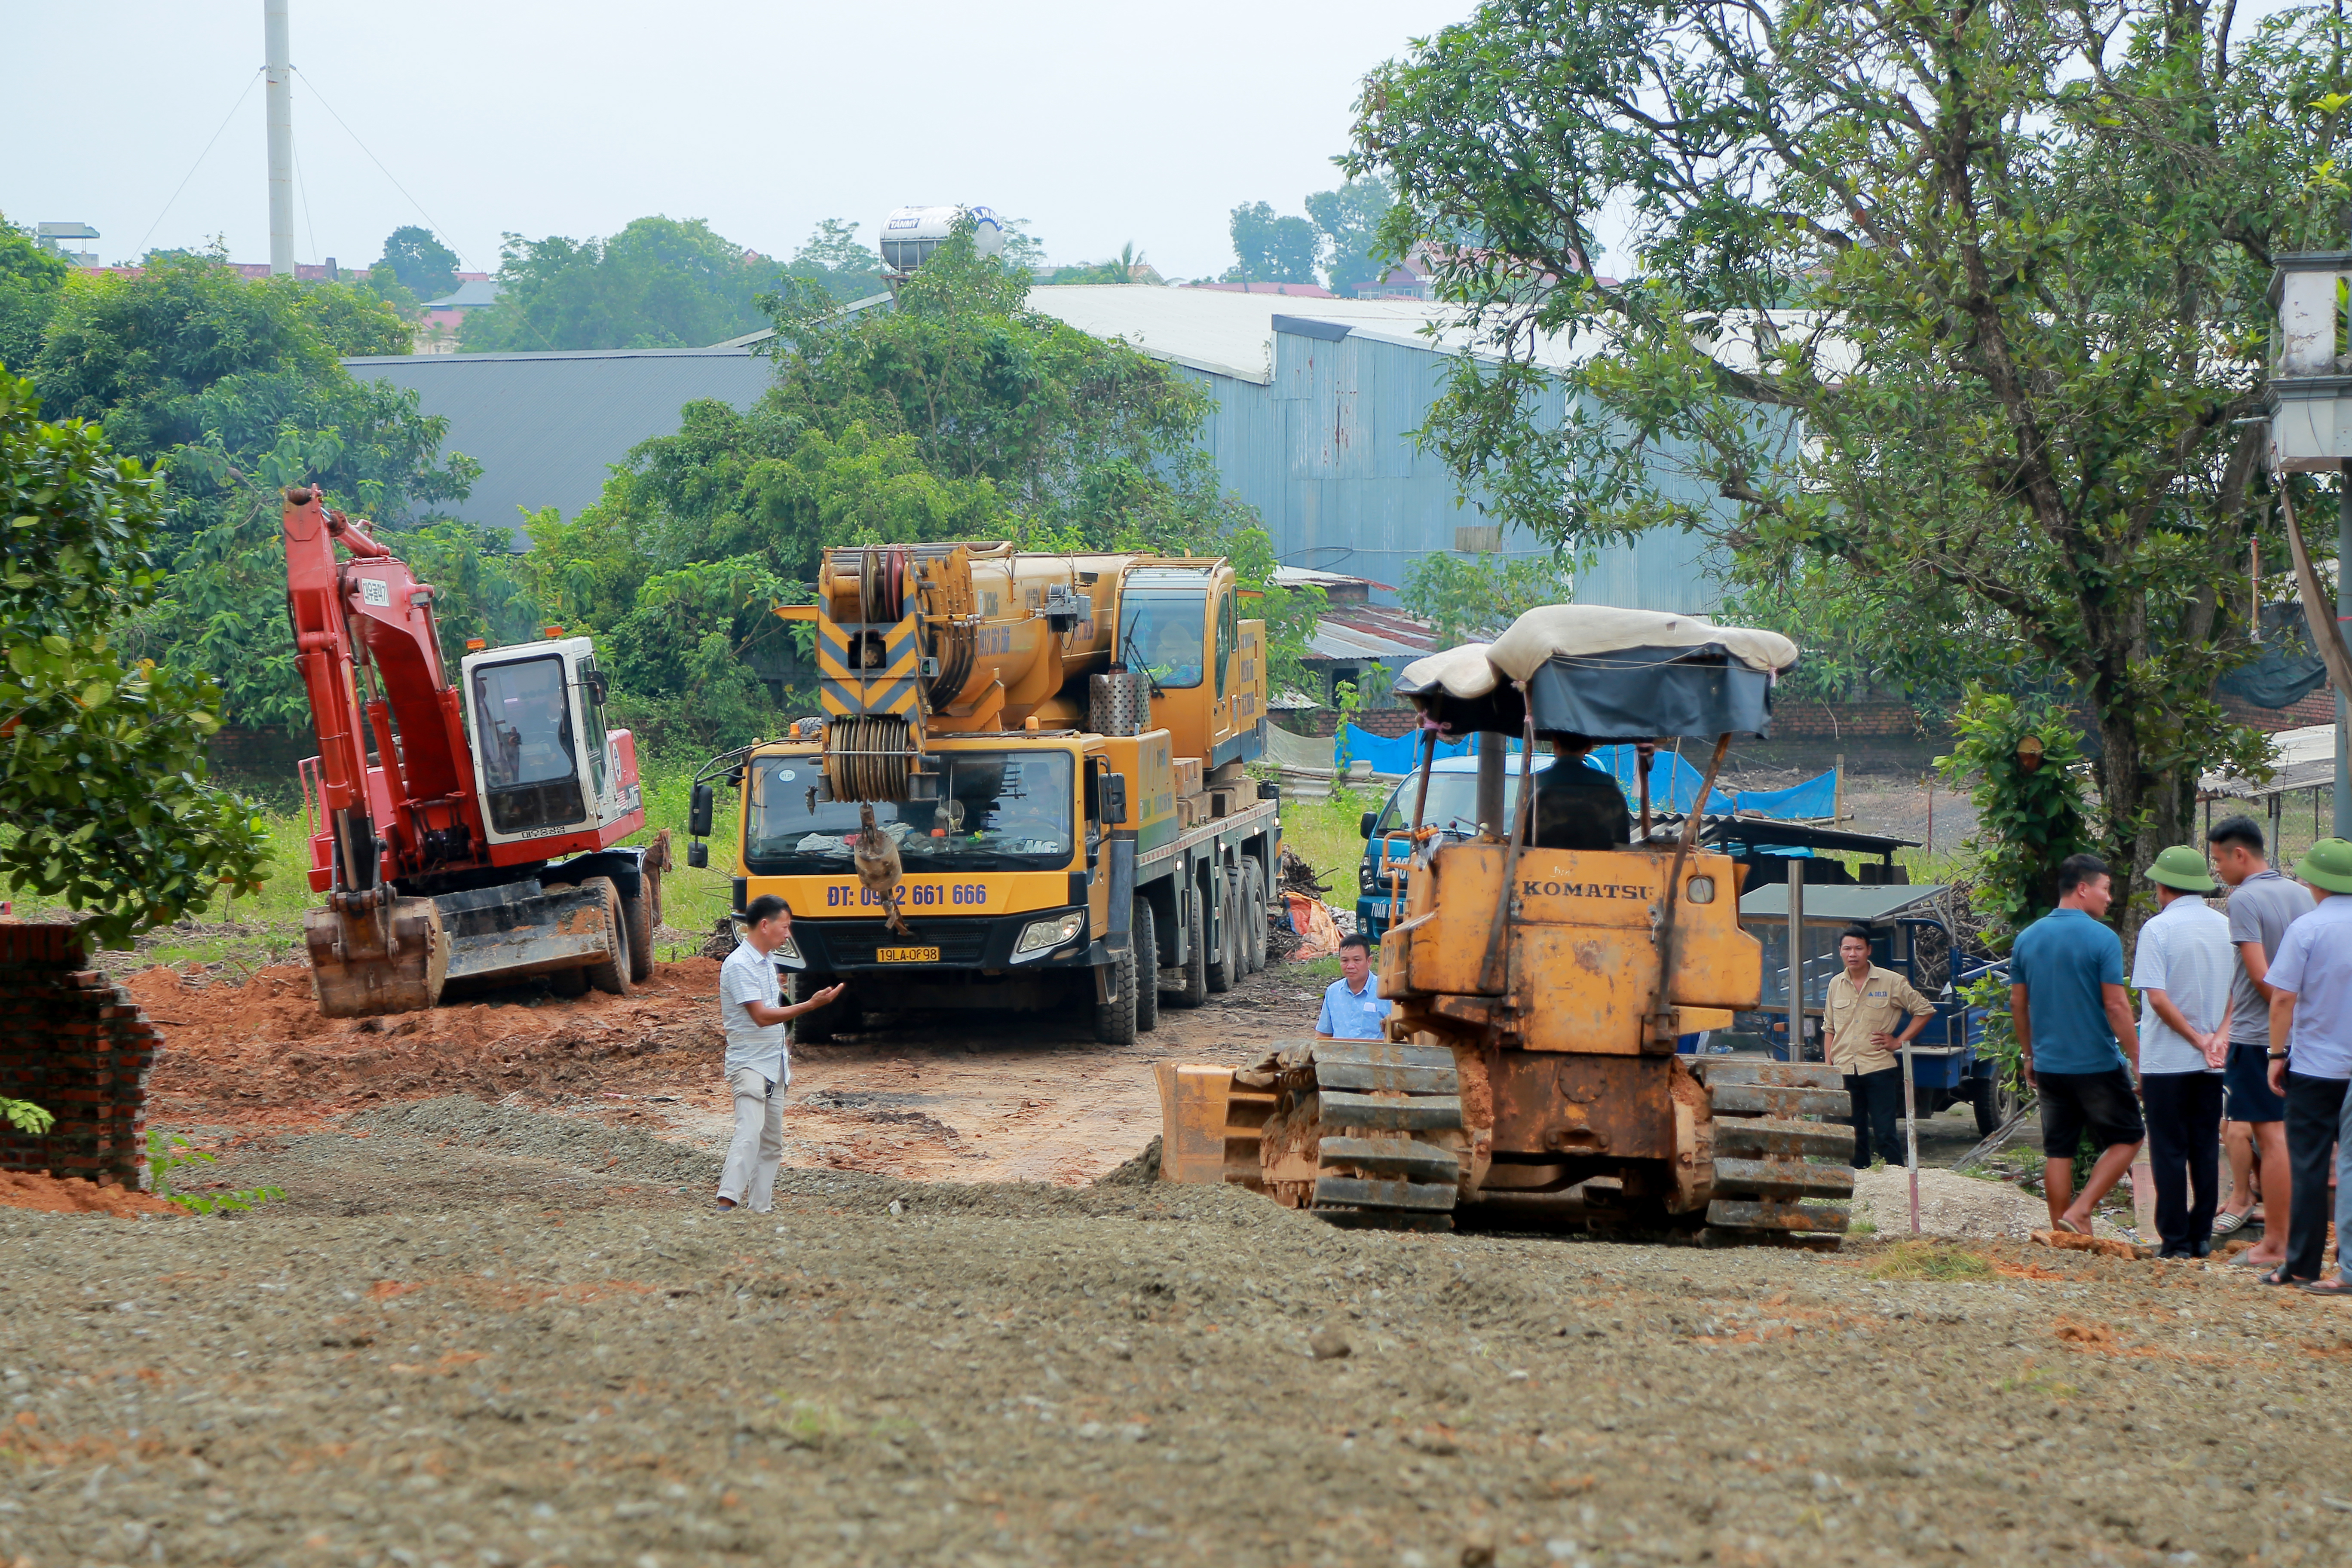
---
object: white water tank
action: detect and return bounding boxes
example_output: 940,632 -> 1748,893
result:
879,206 -> 1005,274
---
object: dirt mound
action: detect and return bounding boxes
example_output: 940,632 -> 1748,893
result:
0,1170 -> 180,1217
132,959 -> 728,1121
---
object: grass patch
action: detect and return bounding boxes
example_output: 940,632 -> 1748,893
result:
1280,783 -> 1385,902
1868,1240 -> 1996,1281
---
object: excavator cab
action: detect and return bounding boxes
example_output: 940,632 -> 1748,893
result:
459,638 -> 642,848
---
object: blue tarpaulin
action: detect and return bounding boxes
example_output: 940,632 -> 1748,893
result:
1331,725 -> 1836,822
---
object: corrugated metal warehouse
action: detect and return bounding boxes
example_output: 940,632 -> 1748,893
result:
344,284 -> 1721,610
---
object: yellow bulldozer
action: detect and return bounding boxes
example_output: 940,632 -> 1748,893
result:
1164,605 -> 1856,1246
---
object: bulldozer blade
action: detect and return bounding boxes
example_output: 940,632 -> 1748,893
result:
1699,1060 -> 1846,1091
1318,1136 -> 1459,1182
1155,1063 -> 1239,1185
306,897 -> 446,1018
441,880 -> 620,983
1318,1090 -> 1463,1132
1707,1082 -> 1851,1119
1712,1116 -> 1852,1161
1706,1197 -> 1850,1233
1710,1156 -> 1856,1201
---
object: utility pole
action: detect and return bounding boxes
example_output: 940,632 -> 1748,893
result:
265,0 -> 294,276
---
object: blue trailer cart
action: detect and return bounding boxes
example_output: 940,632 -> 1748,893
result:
1735,880 -> 2011,1137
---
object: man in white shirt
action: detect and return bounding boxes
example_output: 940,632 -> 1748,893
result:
716,895 -> 843,1214
2260,839 -> 2352,1293
2128,846 -> 2233,1258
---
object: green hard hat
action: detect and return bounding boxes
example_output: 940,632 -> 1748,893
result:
2294,836 -> 2352,895
2145,845 -> 2218,893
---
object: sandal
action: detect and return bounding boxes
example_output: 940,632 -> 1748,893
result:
2258,1267 -> 2310,1287
2053,1216 -> 2088,1235
2298,1277 -> 2352,1297
2212,1208 -> 2252,1237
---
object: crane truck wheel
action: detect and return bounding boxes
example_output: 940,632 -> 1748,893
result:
623,885 -> 655,986
1131,897 -> 1159,1033
1164,886 -> 1209,1009
1251,1042 -> 1462,1232
1242,858 -> 1268,974
1205,871 -> 1238,994
580,877 -> 633,998
1092,940 -> 1137,1046
1690,1059 -> 1854,1249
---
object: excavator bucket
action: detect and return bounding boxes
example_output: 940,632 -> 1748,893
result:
305,897 -> 447,1018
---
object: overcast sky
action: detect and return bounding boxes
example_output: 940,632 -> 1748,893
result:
8,0 -> 1478,282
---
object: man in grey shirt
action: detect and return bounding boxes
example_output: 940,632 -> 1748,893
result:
2207,816 -> 2307,1268
715,895 -> 843,1213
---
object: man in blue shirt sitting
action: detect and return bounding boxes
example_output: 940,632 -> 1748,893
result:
1317,933 -> 1393,1041
2010,852 -> 2144,1235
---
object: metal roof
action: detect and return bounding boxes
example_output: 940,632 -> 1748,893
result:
420,279 -> 503,309
1738,884 -> 1949,923
1307,605 -> 1441,662
2202,722 -> 2338,799
343,346 -> 773,538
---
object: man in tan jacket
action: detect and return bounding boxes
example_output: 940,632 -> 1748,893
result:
1824,925 -> 1939,1168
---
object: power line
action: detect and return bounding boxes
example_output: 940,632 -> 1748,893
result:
289,64 -> 476,276
137,67 -> 264,262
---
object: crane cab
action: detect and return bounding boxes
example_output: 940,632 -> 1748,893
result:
459,637 -> 645,858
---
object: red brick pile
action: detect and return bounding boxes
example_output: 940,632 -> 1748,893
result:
0,922 -> 159,1188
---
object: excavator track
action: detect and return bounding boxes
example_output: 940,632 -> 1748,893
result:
1241,1041 -> 1464,1233
1692,1059 -> 1854,1249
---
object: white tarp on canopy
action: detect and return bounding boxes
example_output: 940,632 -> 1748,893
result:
1396,606 -> 1798,698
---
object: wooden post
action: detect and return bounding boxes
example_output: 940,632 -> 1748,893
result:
1901,1037 -> 1921,1235
1834,753 -> 1846,823
1785,873 -> 1805,1062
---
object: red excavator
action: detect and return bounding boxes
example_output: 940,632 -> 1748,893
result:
282,487 -> 660,1017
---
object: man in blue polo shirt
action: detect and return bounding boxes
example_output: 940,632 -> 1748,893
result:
1317,933 -> 1393,1041
2009,851 -> 2143,1236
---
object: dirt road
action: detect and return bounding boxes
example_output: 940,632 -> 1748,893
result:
9,1096 -> 2352,1568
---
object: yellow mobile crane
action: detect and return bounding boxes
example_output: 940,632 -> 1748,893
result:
683,542 -> 1283,1043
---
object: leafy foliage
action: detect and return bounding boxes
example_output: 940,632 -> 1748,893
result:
1348,0 -> 2336,887
1304,178 -> 1396,297
377,225 -> 459,300
1225,202 -> 1320,284
146,1129 -> 284,1213
459,216 -> 783,352
0,371 -> 270,949
1400,551 -> 1569,646
0,214 -> 74,374
1,1097 -> 54,1136
1936,688 -> 2098,943
783,220 -> 884,304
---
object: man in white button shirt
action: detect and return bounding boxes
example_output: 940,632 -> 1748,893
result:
2128,846 -> 2233,1259
715,896 -> 843,1214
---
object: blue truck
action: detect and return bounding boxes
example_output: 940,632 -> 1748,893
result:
1354,753 -> 1555,940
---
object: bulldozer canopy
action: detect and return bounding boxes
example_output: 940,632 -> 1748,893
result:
1393,605 -> 1798,741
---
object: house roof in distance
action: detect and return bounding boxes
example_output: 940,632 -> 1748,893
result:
420,279 -> 502,309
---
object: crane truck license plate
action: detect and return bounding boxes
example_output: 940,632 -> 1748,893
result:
876,946 -> 939,963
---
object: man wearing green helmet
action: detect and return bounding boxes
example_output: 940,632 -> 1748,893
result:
2257,836 -> 2352,1293
2129,846 -> 2233,1258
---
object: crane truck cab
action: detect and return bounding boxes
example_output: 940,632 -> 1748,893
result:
689,542 -> 1282,1047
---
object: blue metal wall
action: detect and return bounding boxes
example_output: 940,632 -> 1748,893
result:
1174,320 -> 1726,612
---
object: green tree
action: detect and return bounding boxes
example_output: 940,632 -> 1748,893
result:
0,216 -> 73,373
784,220 -> 884,304
460,216 -> 781,352
1400,550 -> 1570,647
0,371 -> 270,950
377,225 -> 459,300
1938,690 -> 2098,941
546,227 -> 1317,747
1224,202 -> 1320,285
1304,177 -> 1395,297
1350,0 -> 2341,891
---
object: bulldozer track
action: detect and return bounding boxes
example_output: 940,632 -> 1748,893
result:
1693,1059 -> 1854,1249
1229,1040 -> 1465,1233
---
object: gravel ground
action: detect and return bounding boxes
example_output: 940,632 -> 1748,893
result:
7,1099 -> 2352,1568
